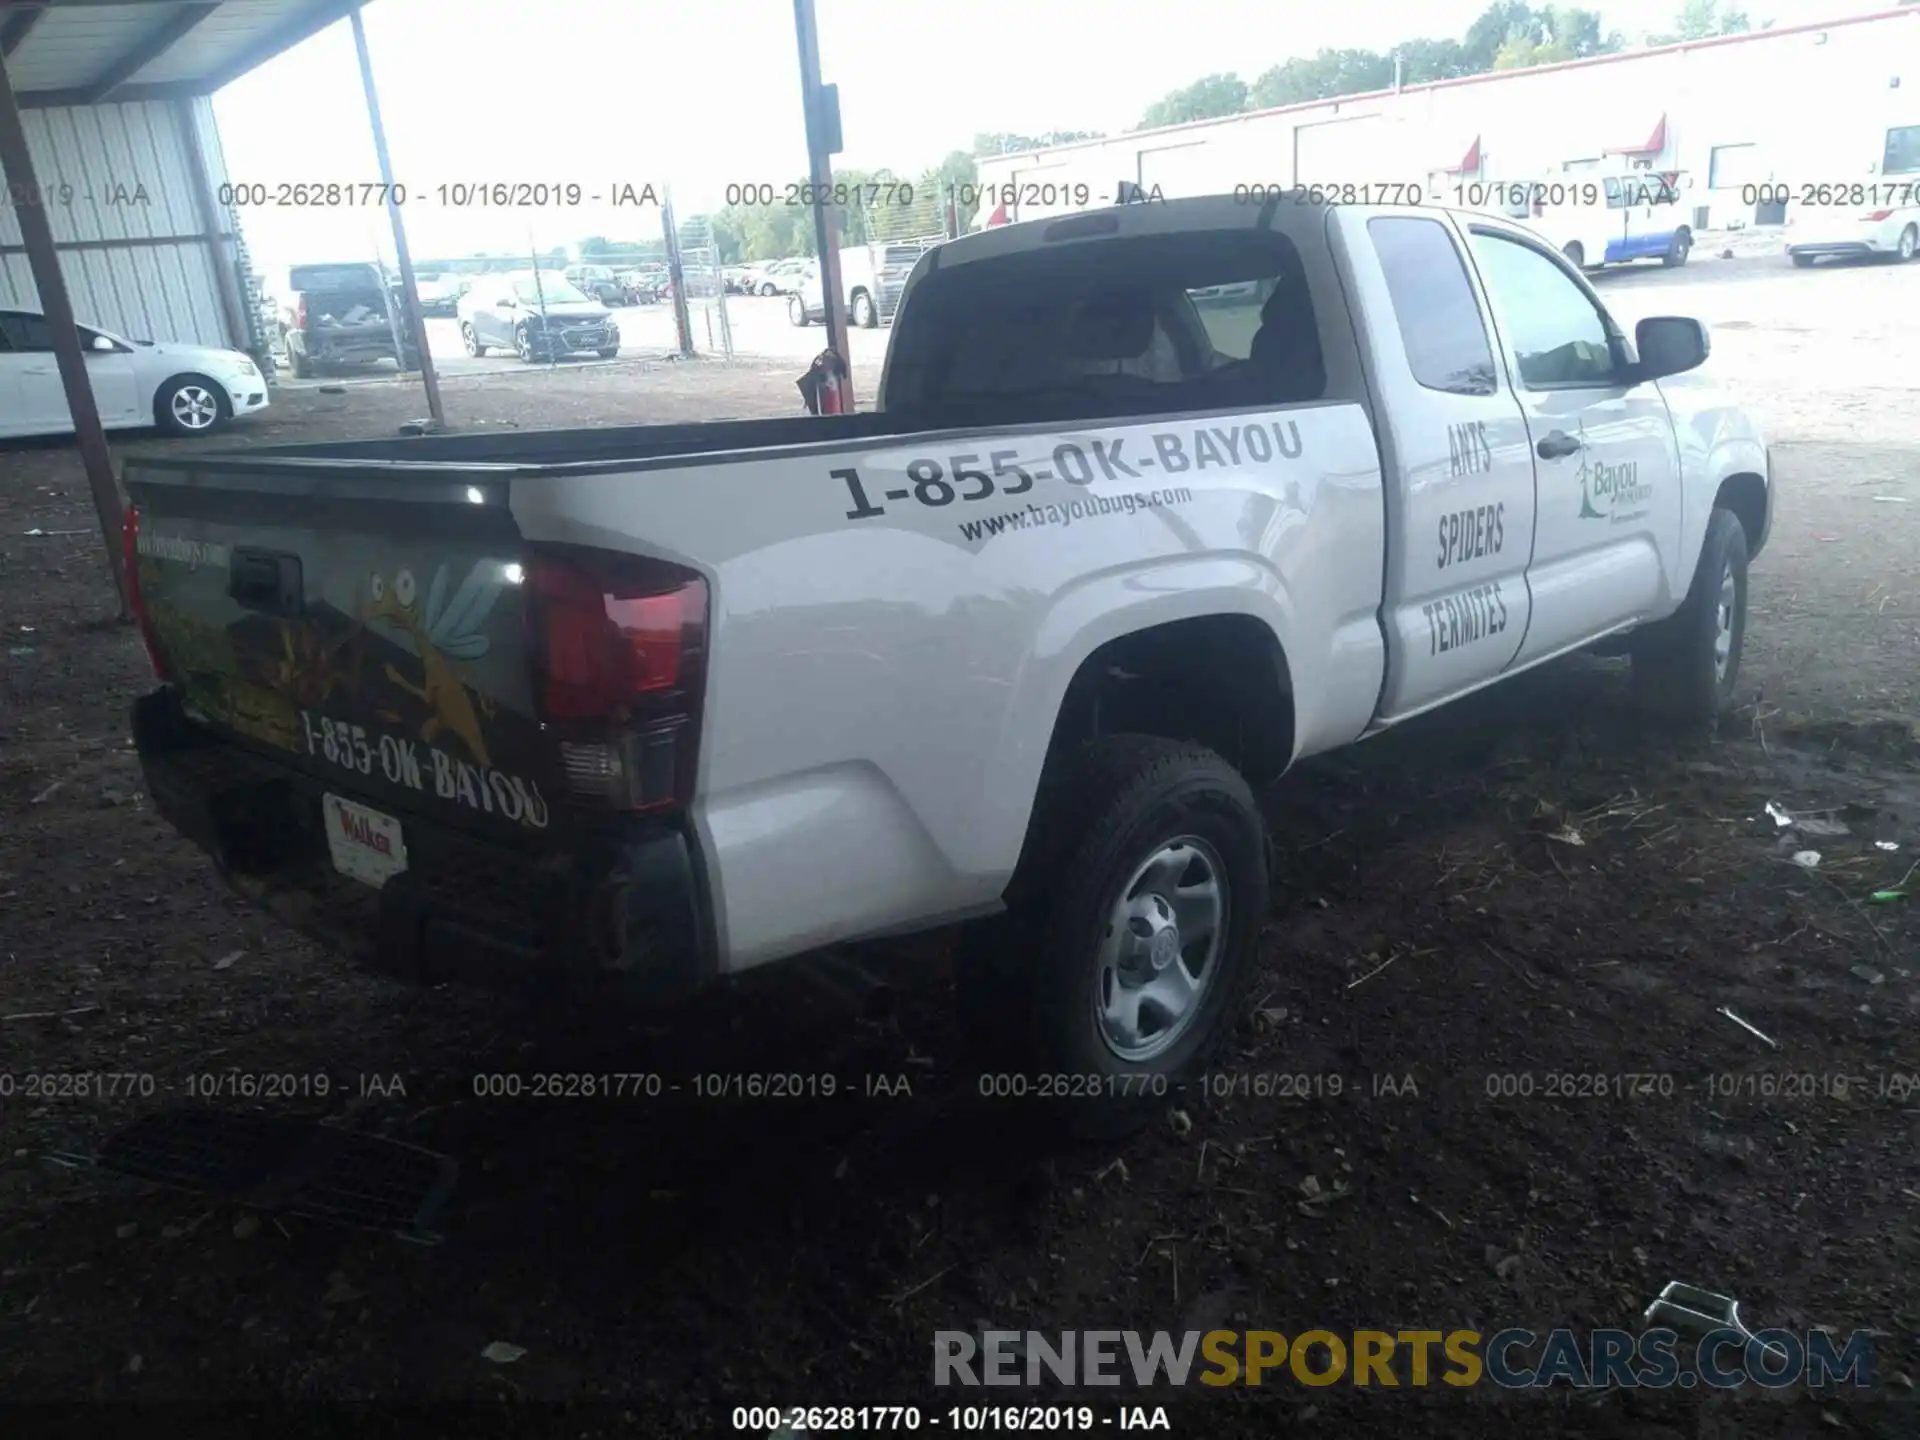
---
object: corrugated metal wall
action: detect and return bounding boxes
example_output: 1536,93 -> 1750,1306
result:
0,96 -> 249,349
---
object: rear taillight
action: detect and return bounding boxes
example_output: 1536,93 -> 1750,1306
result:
1867,209 -> 1894,222
295,297 -> 308,328
525,546 -> 707,814
121,504 -> 171,682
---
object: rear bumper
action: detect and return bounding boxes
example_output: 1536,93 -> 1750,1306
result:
1786,241 -> 1884,259
132,687 -> 714,1000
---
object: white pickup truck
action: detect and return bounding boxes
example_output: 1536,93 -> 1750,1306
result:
124,194 -> 1772,1115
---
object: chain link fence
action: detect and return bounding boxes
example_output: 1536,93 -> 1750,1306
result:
669,211 -> 734,361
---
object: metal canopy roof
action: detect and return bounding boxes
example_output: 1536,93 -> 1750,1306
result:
0,0 -> 365,108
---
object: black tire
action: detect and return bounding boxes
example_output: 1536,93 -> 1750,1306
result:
1663,229 -> 1692,267
153,375 -> 230,436
955,735 -> 1268,1138
1790,253 -> 1817,269
851,289 -> 877,329
287,341 -> 312,379
1631,507 -> 1749,729
1897,225 -> 1918,264
514,324 -> 535,362
1563,241 -> 1585,269
760,282 -> 776,297
462,322 -> 486,357
788,295 -> 810,327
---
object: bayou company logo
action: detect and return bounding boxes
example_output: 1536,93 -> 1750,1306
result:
1577,429 -> 1653,524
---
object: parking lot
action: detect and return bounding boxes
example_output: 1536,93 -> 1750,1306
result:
2,248 -> 1918,1435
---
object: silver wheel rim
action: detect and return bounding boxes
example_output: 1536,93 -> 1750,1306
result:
171,384 -> 219,430
1903,230 -> 1917,260
1094,835 -> 1228,1063
516,328 -> 530,359
464,324 -> 478,354
1713,564 -> 1736,683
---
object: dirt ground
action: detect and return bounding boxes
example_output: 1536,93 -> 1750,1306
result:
2,261 -> 1918,1438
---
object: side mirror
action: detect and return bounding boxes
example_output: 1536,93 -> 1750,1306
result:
1633,316 -> 1709,380
89,334 -> 118,353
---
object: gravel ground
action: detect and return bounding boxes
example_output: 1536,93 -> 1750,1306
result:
1,259 -> 1917,1437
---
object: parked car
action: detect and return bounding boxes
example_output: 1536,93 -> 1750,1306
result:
0,308 -> 268,438
722,266 -> 752,294
757,258 -> 809,296
1787,121 -> 1920,266
622,264 -> 669,303
788,242 -> 929,327
563,264 -> 629,306
412,272 -> 464,317
457,270 -> 620,361
123,192 -> 1771,1134
276,261 -> 418,378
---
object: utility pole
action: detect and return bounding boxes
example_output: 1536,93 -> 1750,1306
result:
350,5 -> 445,430
793,0 -> 851,403
0,54 -> 127,613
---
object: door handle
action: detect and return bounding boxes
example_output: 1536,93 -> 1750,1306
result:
1536,430 -> 1583,460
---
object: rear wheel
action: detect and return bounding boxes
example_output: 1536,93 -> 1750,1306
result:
1562,241 -> 1585,268
1632,507 -> 1749,729
1790,252 -> 1817,269
851,289 -> 877,328
956,735 -> 1268,1138
154,375 -> 229,436
1897,225 -> 1918,263
514,324 -> 535,362
462,322 -> 486,357
286,337 -> 312,378
788,295 -> 810,327
1663,229 -> 1692,267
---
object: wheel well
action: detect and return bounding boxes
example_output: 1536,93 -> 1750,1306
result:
1676,225 -> 1693,240
1716,472 -> 1767,555
1043,615 -> 1295,793
153,372 -> 230,425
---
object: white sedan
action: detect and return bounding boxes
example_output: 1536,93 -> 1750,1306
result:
1785,201 -> 1920,267
0,309 -> 269,439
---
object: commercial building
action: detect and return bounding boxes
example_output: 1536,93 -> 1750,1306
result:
973,6 -> 1920,232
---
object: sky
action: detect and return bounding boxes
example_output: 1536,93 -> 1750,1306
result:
214,0 -> 1885,280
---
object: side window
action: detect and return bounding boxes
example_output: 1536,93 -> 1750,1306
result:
1367,217 -> 1498,396
1884,125 -> 1920,176
1468,231 -> 1619,390
0,312 -> 55,352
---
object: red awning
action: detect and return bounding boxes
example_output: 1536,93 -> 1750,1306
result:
1444,136 -> 1483,173
985,201 -> 1010,228
1605,114 -> 1667,156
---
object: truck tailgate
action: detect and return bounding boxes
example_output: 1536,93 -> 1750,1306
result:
124,462 -> 555,841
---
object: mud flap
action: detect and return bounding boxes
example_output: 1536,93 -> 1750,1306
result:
47,1109 -> 458,1245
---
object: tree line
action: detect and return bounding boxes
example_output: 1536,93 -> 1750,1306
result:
623,0 -> 1763,266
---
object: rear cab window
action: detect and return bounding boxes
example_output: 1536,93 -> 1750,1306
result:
882,226 -> 1327,424
1366,217 -> 1499,396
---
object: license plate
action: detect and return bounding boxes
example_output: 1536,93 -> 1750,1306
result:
322,793 -> 408,889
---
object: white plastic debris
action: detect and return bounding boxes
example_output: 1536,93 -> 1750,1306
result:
1792,851 -> 1822,869
1876,841 -> 1901,852
1764,801 -> 1793,828
480,1341 -> 526,1364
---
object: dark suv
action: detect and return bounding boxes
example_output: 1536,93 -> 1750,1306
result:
276,262 -> 417,377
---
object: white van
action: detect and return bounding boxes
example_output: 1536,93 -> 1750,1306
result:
1510,169 -> 1694,270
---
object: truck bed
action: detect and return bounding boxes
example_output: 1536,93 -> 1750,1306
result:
134,412 -> 907,475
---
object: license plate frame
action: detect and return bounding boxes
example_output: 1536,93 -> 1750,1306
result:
322,792 -> 409,889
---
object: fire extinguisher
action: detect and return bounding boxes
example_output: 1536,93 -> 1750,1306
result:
797,348 -> 850,415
